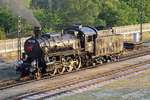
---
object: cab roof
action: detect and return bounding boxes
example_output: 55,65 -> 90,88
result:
80,27 -> 97,35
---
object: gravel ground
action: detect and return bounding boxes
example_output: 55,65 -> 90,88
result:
0,62 -> 15,69
0,62 -> 17,82
55,69 -> 150,100
0,56 -> 17,82
1,55 -> 150,99
0,67 -> 17,82
0,53 -> 18,82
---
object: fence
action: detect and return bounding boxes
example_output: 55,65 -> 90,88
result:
0,38 -> 28,54
113,23 -> 150,34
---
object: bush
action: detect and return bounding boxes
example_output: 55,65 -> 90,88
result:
0,29 -> 6,40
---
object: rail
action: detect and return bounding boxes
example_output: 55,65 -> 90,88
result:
15,61 -> 150,100
1,48 -> 150,91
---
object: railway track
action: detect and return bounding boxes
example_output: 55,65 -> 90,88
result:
1,48 -> 150,91
15,60 -> 150,100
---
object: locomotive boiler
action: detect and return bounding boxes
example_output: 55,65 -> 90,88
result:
16,24 -> 124,79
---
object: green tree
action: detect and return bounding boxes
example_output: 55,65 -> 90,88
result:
33,9 -> 62,33
31,0 -> 50,10
121,0 -> 150,23
0,7 -> 17,33
1,0 -> 150,38
98,0 -> 139,27
57,0 -> 100,28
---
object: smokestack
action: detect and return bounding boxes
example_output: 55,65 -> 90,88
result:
34,27 -> 41,38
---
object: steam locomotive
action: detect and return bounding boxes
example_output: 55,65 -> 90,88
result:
16,24 -> 124,79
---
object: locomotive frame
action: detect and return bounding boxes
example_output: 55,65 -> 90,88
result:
16,24 -> 124,79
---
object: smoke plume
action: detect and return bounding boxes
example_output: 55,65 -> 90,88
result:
0,0 -> 41,27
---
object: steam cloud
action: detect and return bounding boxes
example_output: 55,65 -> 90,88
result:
0,0 -> 41,27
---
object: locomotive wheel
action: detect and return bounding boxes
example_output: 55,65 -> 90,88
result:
74,56 -> 82,71
66,57 -> 74,72
49,68 -> 57,76
107,59 -> 110,63
34,68 -> 41,80
58,58 -> 66,74
57,66 -> 65,74
116,56 -> 120,62
99,59 -> 103,64
106,56 -> 111,63
112,56 -> 117,62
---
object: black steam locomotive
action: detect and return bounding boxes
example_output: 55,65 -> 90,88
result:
16,24 -> 124,79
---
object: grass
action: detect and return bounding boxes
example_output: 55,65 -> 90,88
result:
142,32 -> 150,41
143,43 -> 150,47
1,52 -> 17,62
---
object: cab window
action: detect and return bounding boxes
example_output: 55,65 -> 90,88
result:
88,36 -> 93,42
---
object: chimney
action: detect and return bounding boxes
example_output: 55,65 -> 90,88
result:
34,27 -> 41,38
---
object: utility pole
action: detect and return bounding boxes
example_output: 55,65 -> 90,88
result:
18,16 -> 22,60
140,0 -> 143,42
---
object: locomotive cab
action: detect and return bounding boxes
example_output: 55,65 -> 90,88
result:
84,33 -> 95,53
80,27 -> 97,53
65,25 -> 98,53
